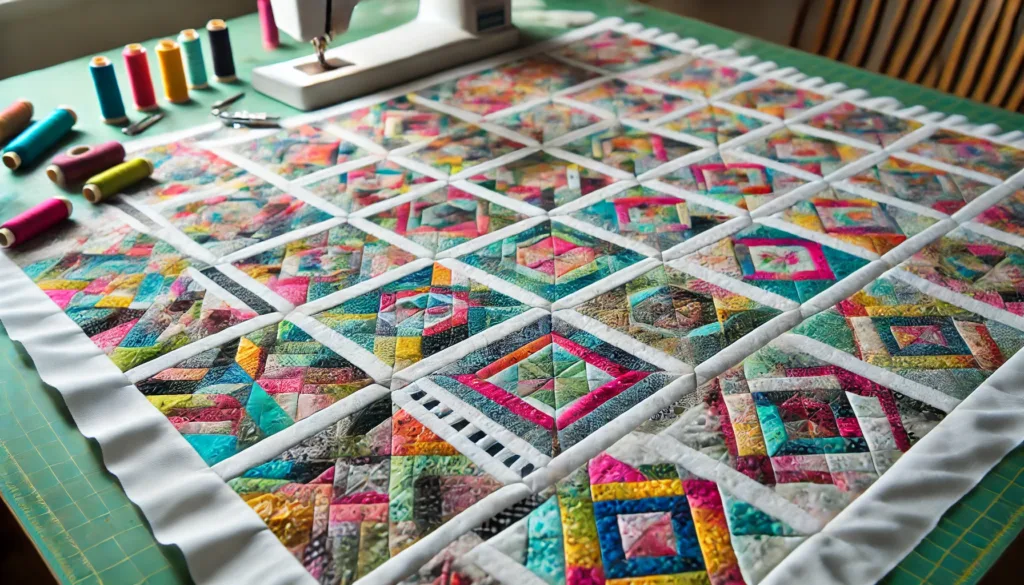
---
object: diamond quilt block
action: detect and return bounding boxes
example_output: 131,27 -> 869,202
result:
903,128 -> 1024,180
314,262 -> 532,374
572,264 -> 782,367
654,152 -> 808,212
363,185 -> 529,255
301,159 -> 438,214
456,220 -> 647,303
731,126 -> 871,177
467,150 -> 619,212
136,320 -> 375,465
650,56 -> 758,98
681,224 -> 870,304
325,96 -> 457,150
564,79 -> 694,121
844,156 -> 994,214
660,105 -> 769,146
804,103 -> 923,148
973,189 -> 1024,239
230,223 -> 416,307
228,124 -> 371,180
560,125 -> 701,176
131,142 -> 260,203
724,80 -> 828,119
553,30 -> 679,72
402,124 -> 526,176
490,101 -> 603,143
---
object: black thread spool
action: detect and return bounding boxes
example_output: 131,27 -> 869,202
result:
206,19 -> 237,83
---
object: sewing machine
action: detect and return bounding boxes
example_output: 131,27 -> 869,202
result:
252,0 -> 519,110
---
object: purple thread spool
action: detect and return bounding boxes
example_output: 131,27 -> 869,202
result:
46,141 -> 126,188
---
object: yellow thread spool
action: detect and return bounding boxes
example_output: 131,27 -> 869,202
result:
83,158 -> 154,203
156,39 -> 189,104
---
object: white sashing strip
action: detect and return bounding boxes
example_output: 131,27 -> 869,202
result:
287,312 -> 394,384
556,309 -> 693,374
215,263 -> 296,315
662,216 -> 751,261
348,181 -> 448,220
878,219 -> 957,267
464,544 -> 549,585
438,258 -> 552,309
668,258 -> 801,311
950,181 -> 1021,224
346,216 -> 436,258
438,216 -> 549,260
889,269 -> 1024,331
962,221 -> 1024,250
694,309 -> 804,383
294,258 -> 436,315
217,217 -> 347,265
553,214 -> 661,258
755,216 -> 880,261
551,257 -> 662,310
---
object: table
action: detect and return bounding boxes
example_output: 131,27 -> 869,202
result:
0,1 -> 1021,584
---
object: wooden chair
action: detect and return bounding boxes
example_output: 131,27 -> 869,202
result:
789,0 -> 1024,112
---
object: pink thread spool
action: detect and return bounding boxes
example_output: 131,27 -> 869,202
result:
258,0 -> 279,49
46,141 -> 126,189
0,197 -> 73,248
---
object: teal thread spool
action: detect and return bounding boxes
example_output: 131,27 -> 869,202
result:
83,157 -> 154,203
90,56 -> 128,125
1,107 -> 76,170
178,29 -> 208,89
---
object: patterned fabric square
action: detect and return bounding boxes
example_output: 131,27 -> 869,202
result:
903,128 -> 1024,180
568,185 -> 739,254
682,224 -> 869,303
229,125 -> 370,180
467,151 -> 619,211
564,79 -> 694,121
490,102 -> 602,143
163,183 -> 334,257
417,55 -> 597,115
302,160 -> 437,214
572,264 -> 782,366
553,30 -> 679,72
845,156 -> 993,214
230,223 -> 417,306
775,187 -> 938,255
974,189 -> 1024,238
724,80 -> 828,119
899,226 -> 1024,316
228,395 -> 503,584
403,124 -> 526,175
732,127 -> 871,176
655,153 -> 808,211
651,56 -> 758,97
364,186 -> 529,254
457,220 -> 647,302
793,273 -> 1024,398
136,320 -> 374,465
560,125 -> 701,175
804,103 -> 923,147
130,142 -> 260,202
660,105 -> 768,146
19,222 -> 257,372
413,316 -> 678,456
314,262 -> 531,373
326,96 -> 457,150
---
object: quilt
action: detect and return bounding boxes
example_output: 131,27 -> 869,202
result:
2,18 -> 1024,585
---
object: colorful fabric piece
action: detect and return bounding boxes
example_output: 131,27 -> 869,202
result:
726,80 -> 828,119
457,220 -> 647,302
326,96 -> 457,150
315,262 -> 531,372
560,125 -> 701,175
302,160 -> 437,214
554,30 -> 679,72
131,142 -> 260,202
364,186 -> 529,254
137,320 -> 374,465
571,264 -> 782,366
844,156 -> 993,215
973,189 -> 1024,238
490,101 -> 603,143
565,79 -> 694,121
732,127 -> 871,176
660,105 -> 768,146
568,185 -> 739,254
903,128 -> 1024,180
805,103 -> 923,148
651,56 -> 758,98
682,224 -> 870,303
468,151 -> 618,211
655,153 -> 807,211
231,223 -> 417,305
229,124 -> 370,179
403,124 -> 526,175
774,187 -> 938,255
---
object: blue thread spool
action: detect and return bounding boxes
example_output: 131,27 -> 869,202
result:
1,107 -> 76,170
90,56 -> 128,125
178,29 -> 208,90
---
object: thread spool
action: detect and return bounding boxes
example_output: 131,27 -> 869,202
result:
257,0 -> 280,50
83,158 -> 154,203
156,40 -> 190,104
0,197 -> 73,248
0,100 -> 33,144
89,56 -> 128,125
207,19 -> 237,83
1,107 -> 76,171
46,141 -> 126,188
123,44 -> 159,112
178,29 -> 208,89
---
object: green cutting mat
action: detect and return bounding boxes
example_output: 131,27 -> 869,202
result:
0,1 -> 1022,584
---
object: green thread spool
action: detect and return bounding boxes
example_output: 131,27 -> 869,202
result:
178,29 -> 208,89
82,158 -> 154,203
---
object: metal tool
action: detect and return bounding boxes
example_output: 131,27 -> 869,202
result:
211,91 -> 245,110
121,113 -> 165,136
214,109 -> 281,128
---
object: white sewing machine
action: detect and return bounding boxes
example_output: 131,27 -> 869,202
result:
252,0 -> 519,110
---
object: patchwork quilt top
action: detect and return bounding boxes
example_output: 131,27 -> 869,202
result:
2,18 -> 1024,585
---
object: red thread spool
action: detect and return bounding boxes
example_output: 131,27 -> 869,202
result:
46,141 -> 126,188
0,197 -> 73,248
258,0 -> 279,50
123,44 -> 158,112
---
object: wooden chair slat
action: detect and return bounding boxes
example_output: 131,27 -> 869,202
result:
972,0 -> 1023,102
827,0 -> 863,59
878,0 -> 914,74
953,0 -> 1005,96
847,0 -> 886,67
990,30 -> 1024,106
905,0 -> 960,83
886,0 -> 938,78
812,0 -> 841,55
937,0 -> 986,92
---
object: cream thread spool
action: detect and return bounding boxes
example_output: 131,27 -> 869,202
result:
83,158 -> 154,203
